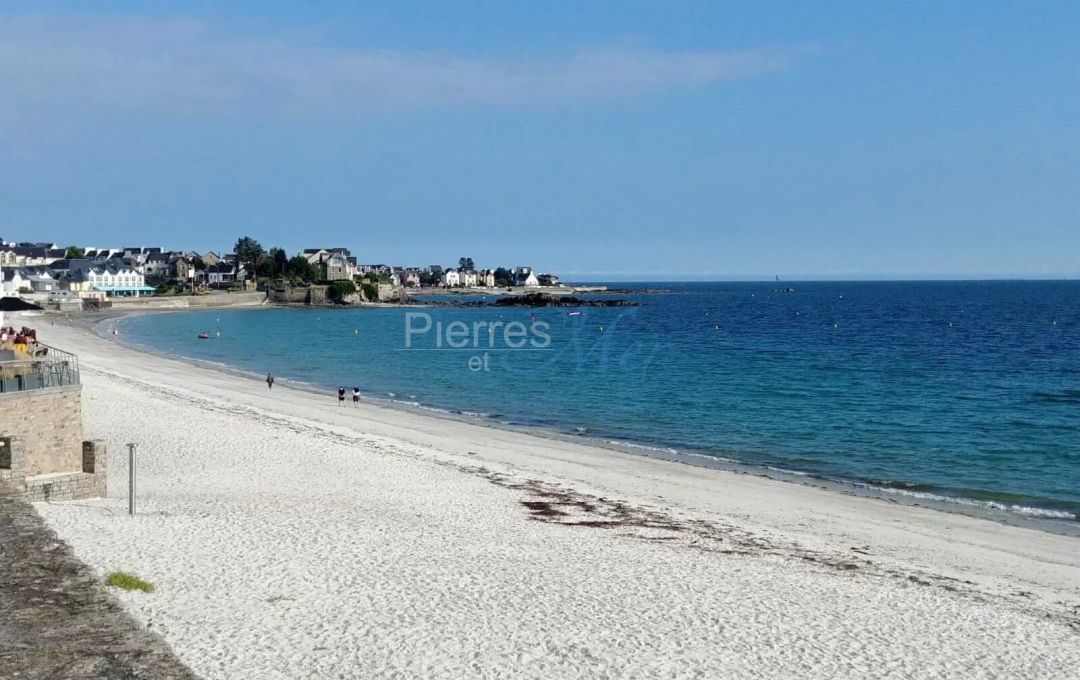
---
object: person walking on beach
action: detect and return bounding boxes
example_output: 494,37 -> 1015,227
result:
337,386 -> 346,406
352,387 -> 361,406
266,373 -> 274,390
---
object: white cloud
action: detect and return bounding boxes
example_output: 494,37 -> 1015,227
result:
0,17 -> 797,118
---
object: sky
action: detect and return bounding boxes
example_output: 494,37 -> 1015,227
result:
1,2 -> 1078,280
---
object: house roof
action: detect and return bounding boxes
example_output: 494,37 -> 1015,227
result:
304,247 -> 352,256
12,246 -> 49,257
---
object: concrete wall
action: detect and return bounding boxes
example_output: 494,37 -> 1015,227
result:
268,285 -> 331,305
109,291 -> 266,309
268,285 -> 317,304
0,385 -> 83,477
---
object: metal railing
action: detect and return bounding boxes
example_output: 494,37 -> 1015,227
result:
0,343 -> 80,394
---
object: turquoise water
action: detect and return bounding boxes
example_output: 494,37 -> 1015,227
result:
117,281 -> 1080,521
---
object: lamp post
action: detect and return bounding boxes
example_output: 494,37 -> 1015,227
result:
127,442 -> 137,516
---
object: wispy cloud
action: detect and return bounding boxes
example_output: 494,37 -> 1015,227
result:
0,17 -> 798,119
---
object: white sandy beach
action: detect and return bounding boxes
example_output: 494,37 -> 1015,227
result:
29,316 -> 1080,679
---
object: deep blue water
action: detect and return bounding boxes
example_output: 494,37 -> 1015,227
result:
117,281 -> 1080,520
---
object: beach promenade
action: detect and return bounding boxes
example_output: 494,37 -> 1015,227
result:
25,318 -> 1080,679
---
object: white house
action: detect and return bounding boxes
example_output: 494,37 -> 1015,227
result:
1,268 -> 31,295
442,269 -> 461,287
86,263 -> 152,297
513,267 -> 540,287
460,270 -> 479,287
53,261 -> 151,297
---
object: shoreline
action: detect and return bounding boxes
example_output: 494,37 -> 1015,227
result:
86,306 -> 1079,535
24,310 -> 1080,678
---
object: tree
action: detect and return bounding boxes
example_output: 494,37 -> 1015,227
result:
233,236 -> 264,281
189,254 -> 206,271
494,267 -> 513,287
458,256 -> 475,271
266,247 -> 289,279
64,246 -> 85,259
327,279 -> 357,303
286,255 -> 320,283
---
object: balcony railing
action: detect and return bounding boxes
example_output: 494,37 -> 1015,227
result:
0,343 -> 80,394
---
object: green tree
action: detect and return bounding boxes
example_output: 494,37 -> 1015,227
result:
458,256 -> 474,271
233,236 -> 264,281
493,267 -> 513,286
64,246 -> 86,259
189,254 -> 206,271
327,279 -> 357,303
286,255 -> 320,283
266,247 -> 289,279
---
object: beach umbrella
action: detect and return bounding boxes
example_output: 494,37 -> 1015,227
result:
0,297 -> 43,312
0,297 -> 42,328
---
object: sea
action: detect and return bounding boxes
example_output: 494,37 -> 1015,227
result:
115,281 -> 1080,523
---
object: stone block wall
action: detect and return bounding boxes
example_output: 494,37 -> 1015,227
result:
0,385 -> 108,502
0,385 -> 84,477
0,440 -> 107,502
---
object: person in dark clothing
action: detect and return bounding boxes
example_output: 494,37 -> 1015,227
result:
337,386 -> 346,405
352,387 -> 360,405
266,373 -> 275,390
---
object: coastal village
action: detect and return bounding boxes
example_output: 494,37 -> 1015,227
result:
0,237 -> 571,309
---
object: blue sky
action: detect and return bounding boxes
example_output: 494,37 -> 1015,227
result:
2,2 -> 1078,279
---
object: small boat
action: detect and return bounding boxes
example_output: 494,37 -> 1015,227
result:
567,311 -> 582,317
197,332 -> 210,339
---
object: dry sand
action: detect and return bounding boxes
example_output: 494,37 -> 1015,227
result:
30,318 -> 1080,679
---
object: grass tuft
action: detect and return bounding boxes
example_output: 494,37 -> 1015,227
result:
105,571 -> 155,593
